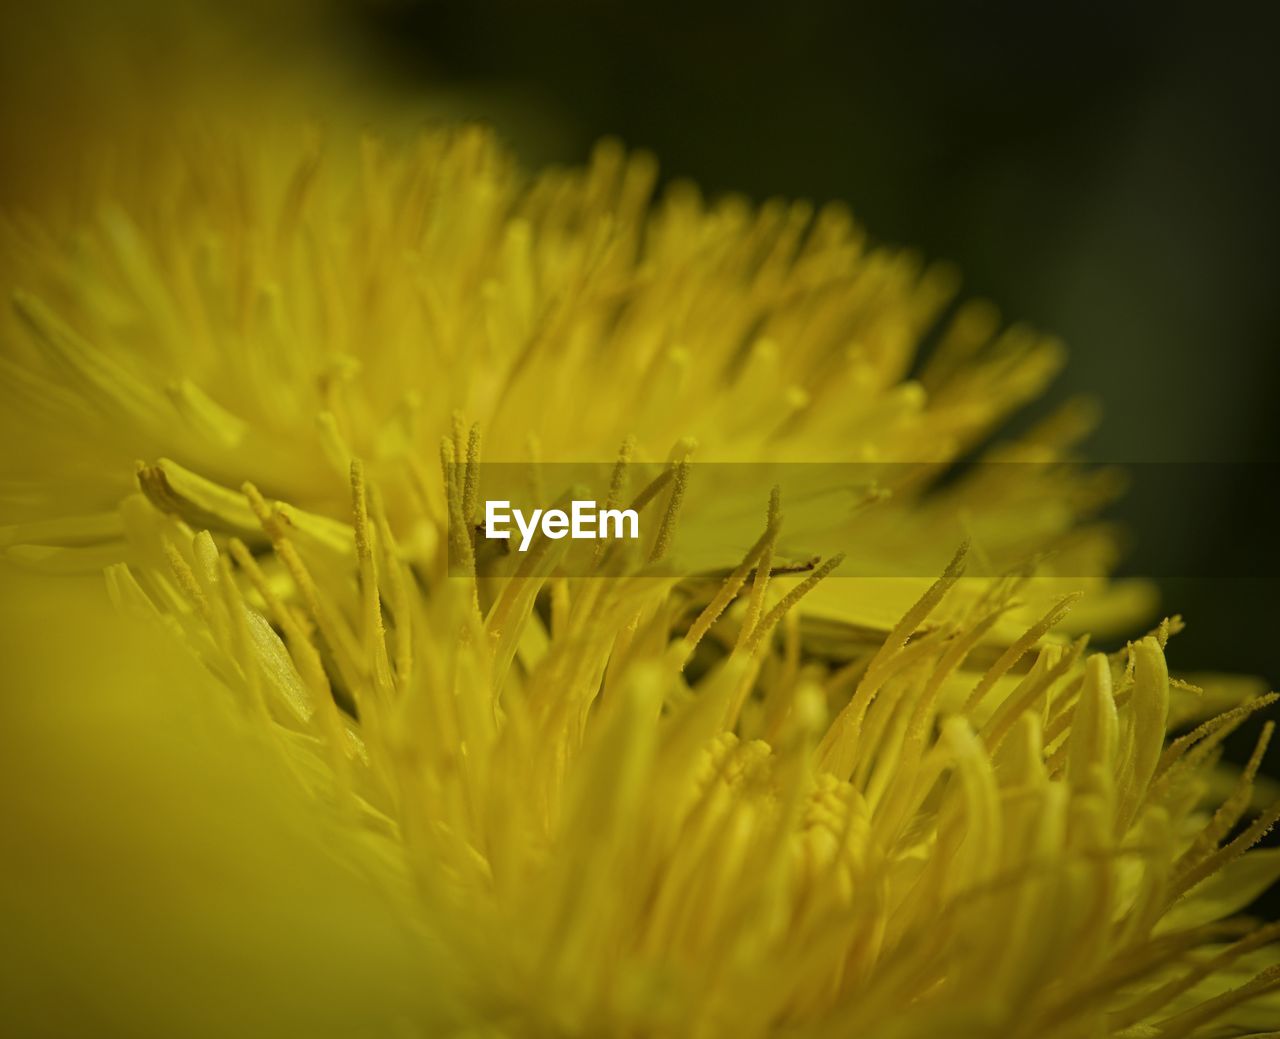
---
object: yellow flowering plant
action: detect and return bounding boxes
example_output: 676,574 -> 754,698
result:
1,121 -> 1277,1038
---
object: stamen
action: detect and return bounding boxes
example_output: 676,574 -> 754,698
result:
647,457 -> 690,564
351,459 -> 393,702
733,486 -> 782,652
747,551 -> 845,655
1182,720 -> 1275,864
243,481 -> 365,698
964,592 -> 1082,713
679,487 -> 779,665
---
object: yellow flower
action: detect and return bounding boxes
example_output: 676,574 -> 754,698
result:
2,127 -> 1277,1037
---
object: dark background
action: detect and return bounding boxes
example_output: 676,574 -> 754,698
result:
345,0 -> 1280,690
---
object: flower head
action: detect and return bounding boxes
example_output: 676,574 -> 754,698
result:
1,127 -> 1277,1037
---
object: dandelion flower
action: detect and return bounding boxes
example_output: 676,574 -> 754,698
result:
1,127 -> 1277,1037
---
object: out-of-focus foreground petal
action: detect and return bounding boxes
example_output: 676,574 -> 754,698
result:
0,563 -> 464,1038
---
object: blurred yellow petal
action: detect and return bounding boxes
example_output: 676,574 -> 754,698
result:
0,564 -> 464,1038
